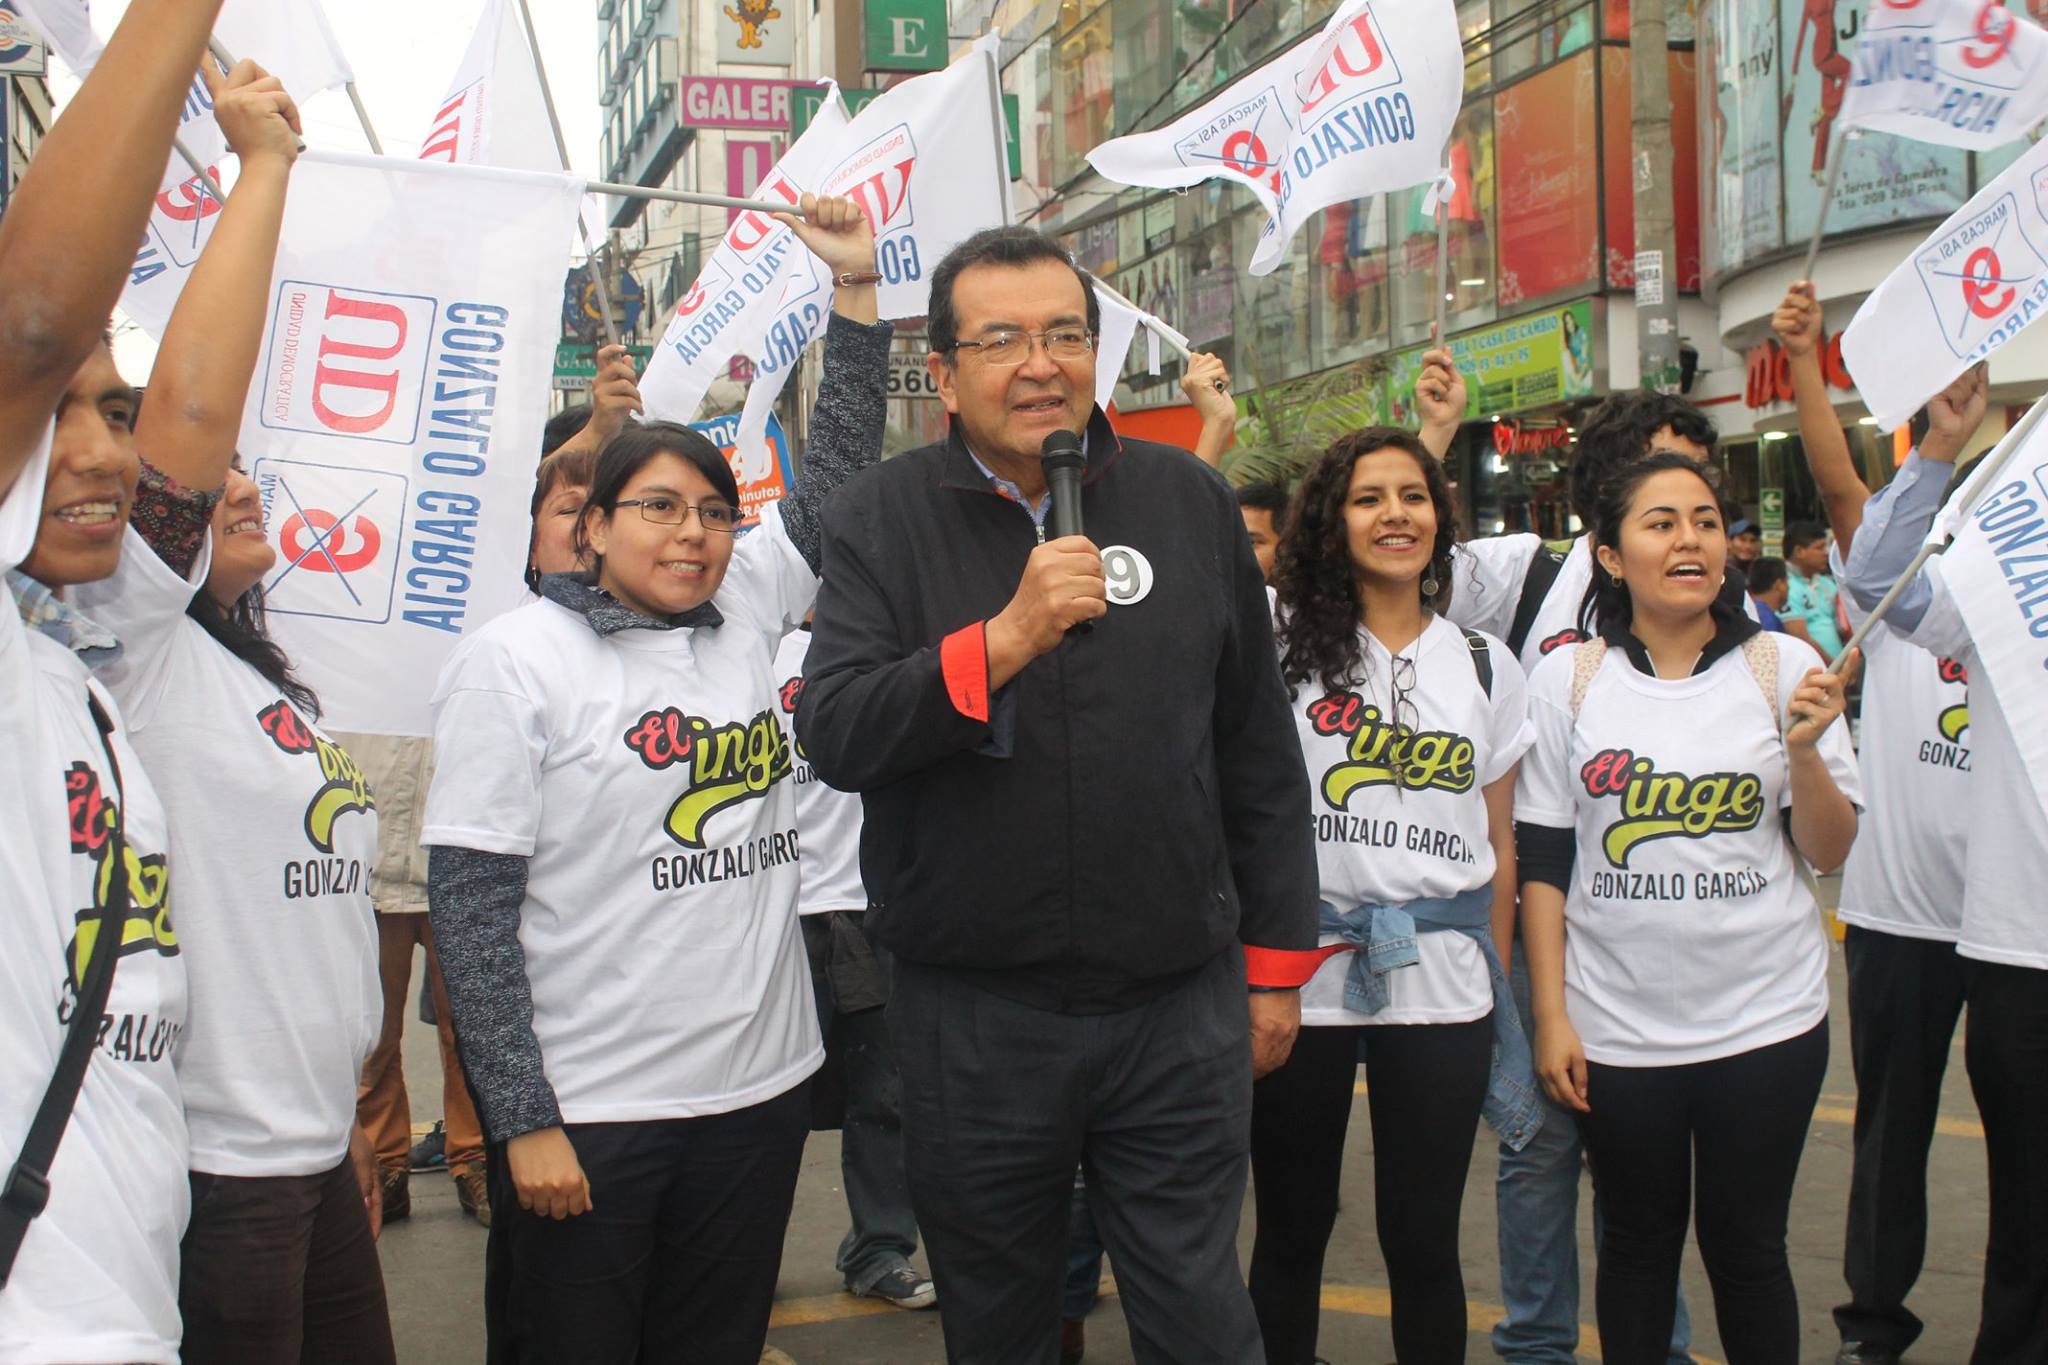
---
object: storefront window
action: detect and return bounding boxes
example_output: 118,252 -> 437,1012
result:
1309,197 -> 1391,369
1235,208 -> 1314,387
1445,102 -> 1498,326
1052,5 -> 1116,185
1112,0 -> 1174,136
1493,0 -> 1596,85
1495,48 -> 1600,308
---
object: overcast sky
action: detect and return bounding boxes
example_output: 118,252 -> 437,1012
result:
48,0 -> 602,375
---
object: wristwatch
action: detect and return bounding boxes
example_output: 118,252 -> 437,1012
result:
832,269 -> 883,288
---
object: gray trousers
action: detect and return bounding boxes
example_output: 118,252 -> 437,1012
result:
890,948 -> 1261,1365
801,912 -> 921,1294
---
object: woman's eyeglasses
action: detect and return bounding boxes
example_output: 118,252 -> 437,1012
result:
614,497 -> 740,534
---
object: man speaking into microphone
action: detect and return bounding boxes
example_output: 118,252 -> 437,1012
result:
797,225 -> 1319,1365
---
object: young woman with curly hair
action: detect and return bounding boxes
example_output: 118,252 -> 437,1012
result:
1254,427 -> 1540,1365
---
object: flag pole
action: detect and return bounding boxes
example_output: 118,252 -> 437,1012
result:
1436,196 -> 1450,348
345,84 -> 386,154
1091,278 -> 1192,361
588,179 -> 812,215
1827,392 -> 2048,674
983,34 -> 1010,222
1800,132 -> 1849,283
512,0 -> 621,347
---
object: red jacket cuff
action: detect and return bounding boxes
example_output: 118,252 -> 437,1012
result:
939,623 -> 991,723
1244,943 -> 1345,989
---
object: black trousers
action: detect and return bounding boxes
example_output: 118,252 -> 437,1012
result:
1579,1021 -> 1828,1365
889,950 -> 1260,1365
1833,926 -> 1969,1353
481,1081 -> 810,1365
1248,1018 -> 1492,1365
1963,958 -> 2048,1365
179,1157 -> 396,1365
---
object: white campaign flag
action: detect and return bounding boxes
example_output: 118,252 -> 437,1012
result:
1926,407 -> 2048,821
1838,0 -> 2048,152
1087,0 -> 1461,276
22,0 -> 361,336
729,31 -> 1014,468
638,92 -> 852,425
1841,136 -> 2048,430
1090,282 -> 1189,409
419,0 -> 558,173
235,149 -> 583,736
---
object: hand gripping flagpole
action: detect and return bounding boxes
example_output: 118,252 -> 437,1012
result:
1826,390 -> 2048,674
512,0 -> 622,348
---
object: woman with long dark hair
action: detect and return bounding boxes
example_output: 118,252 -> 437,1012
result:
421,195 -> 891,1363
1515,453 -> 1860,1365
70,63 -> 398,1364
1255,427 -> 1538,1364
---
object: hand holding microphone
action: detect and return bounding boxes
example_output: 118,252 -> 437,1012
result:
984,432 -> 1103,688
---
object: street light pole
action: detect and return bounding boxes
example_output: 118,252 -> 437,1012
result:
1630,0 -> 1683,393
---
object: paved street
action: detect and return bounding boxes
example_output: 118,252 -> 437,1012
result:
378,927 -> 1990,1364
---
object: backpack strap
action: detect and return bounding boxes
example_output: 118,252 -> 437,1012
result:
1735,633 -> 1828,905
0,692 -> 132,1287
1567,637 -> 1607,721
1463,628 -> 1493,699
1507,541 -> 1572,659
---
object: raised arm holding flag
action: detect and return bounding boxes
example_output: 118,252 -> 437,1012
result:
1086,0 -> 1463,277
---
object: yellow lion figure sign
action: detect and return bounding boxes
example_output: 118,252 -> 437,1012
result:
725,0 -> 782,49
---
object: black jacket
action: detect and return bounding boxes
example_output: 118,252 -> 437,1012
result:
796,409 -> 1318,1012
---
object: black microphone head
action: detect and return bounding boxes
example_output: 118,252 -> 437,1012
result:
1040,429 -> 1086,476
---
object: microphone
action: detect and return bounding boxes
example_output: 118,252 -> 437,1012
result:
1042,430 -> 1086,542
1040,430 -> 1092,635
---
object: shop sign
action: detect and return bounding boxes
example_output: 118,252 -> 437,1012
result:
792,86 -> 883,138
887,348 -> 942,400
716,0 -> 795,66
680,76 -> 801,132
1492,419 -> 1574,457
865,0 -> 947,72
1742,332 -> 1853,409
1143,196 -> 1175,254
553,342 -> 654,392
1386,300 -> 1598,424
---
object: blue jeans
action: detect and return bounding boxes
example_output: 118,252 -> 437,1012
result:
1494,952 -> 1693,1364
832,1001 -> 922,1294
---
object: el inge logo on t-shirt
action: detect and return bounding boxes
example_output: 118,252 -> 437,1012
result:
1579,748 -> 1764,868
623,706 -> 792,849
62,760 -> 179,1008
1306,690 -> 1477,804
257,700 -> 378,853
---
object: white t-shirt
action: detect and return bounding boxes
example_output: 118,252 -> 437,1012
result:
423,504 -> 824,1122
0,443 -> 190,1365
1890,561 -> 2047,970
1449,534 -> 1594,672
772,630 -> 868,917
1451,534 -> 1758,671
1516,632 -> 1862,1066
1291,616 -> 1533,1027
74,528 -> 381,1176
1834,618 -> 1970,943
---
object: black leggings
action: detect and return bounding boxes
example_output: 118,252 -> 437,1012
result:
1578,1021 -> 1828,1365
1248,1018 -> 1492,1365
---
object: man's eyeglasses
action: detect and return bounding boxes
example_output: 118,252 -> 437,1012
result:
613,497 -> 740,534
947,327 -> 1096,367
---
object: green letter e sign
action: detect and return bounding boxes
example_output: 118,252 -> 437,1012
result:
865,0 -> 946,71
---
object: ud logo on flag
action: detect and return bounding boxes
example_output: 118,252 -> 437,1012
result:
1297,5 -> 1403,115
726,173 -> 805,256
825,123 -> 925,285
261,282 -> 438,445
1913,192 -> 2048,358
1172,87 -> 1293,195
253,458 -> 407,625
420,81 -> 485,163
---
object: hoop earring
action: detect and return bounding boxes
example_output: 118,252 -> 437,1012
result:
1610,572 -> 1624,586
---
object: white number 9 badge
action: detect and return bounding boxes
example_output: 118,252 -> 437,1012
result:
1099,545 -> 1155,606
